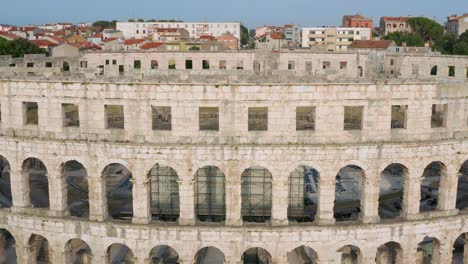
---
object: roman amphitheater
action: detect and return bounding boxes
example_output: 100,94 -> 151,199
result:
0,47 -> 467,264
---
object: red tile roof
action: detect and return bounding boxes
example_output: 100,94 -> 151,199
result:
0,32 -> 21,40
30,39 -> 58,47
123,38 -> 147,45
381,16 -> 411,22
348,40 -> 393,49
140,42 -> 164,50
47,35 -> 65,43
69,41 -> 101,50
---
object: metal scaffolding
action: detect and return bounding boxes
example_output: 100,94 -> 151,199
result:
241,167 -> 272,222
195,166 -> 225,222
288,166 -> 319,222
149,165 -> 180,221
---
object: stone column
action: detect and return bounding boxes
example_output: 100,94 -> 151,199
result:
437,164 -> 458,213
178,179 -> 195,225
88,166 -> 107,221
10,169 -> 30,209
271,179 -> 288,226
49,242 -> 66,264
314,172 -> 336,225
15,242 -> 28,264
132,164 -> 151,224
437,240 -> 452,264
48,170 -> 68,217
225,180 -> 242,226
464,239 -> 468,263
402,175 -> 421,219
400,242 -> 418,264
359,174 -> 380,224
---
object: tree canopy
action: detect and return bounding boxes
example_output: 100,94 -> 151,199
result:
240,25 -> 249,47
384,32 -> 424,47
0,38 -> 47,57
92,20 -> 117,29
407,17 -> 444,43
453,31 -> 468,55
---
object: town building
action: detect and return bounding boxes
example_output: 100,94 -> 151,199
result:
216,32 -> 239,51
301,27 -> 371,51
116,21 -> 241,44
152,28 -> 190,42
380,16 -> 412,36
342,14 -> 373,37
446,14 -> 468,37
103,29 -> 124,40
283,24 -> 301,46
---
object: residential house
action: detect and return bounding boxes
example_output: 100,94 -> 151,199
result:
152,28 -> 190,42
216,32 -> 238,51
123,38 -> 149,51
301,27 -> 371,51
446,14 -> 468,37
380,17 -> 412,36
343,14 -> 373,37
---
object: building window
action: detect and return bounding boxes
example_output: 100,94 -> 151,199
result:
202,60 -> 210,70
344,106 -> 363,130
62,104 -> 79,127
151,60 -> 158,69
430,65 -> 438,76
185,59 -> 193,69
23,102 -> 38,125
296,107 -> 315,131
112,60 -> 117,65
119,65 -> 124,75
219,60 -> 227,70
431,104 -> 447,128
27,62 -> 34,68
390,59 -> 394,66
236,60 -> 244,70
80,61 -> 88,68
152,106 -> 171,130
105,105 -> 124,129
322,61 -> 330,70
448,66 -> 455,77
288,61 -> 295,70
466,67 -> 468,78
168,59 -> 176,69
105,60 -> 109,65
340,61 -> 347,70
391,105 -> 407,129
45,62 -> 52,68
199,107 -> 219,131
248,107 -> 268,131
134,60 -> 141,69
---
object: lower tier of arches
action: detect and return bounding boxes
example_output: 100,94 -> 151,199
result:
1,210 -> 468,264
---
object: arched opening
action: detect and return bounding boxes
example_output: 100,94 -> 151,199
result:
194,166 -> 225,222
149,165 -> 179,221
241,166 -> 272,223
195,246 -> 224,264
288,166 -> 319,222
65,239 -> 92,264
378,164 -> 406,219
23,158 -> 49,208
149,245 -> 179,264
102,163 -> 133,220
106,244 -> 134,264
452,233 -> 468,264
376,242 -> 402,264
0,156 -> 12,208
242,247 -> 272,264
287,246 -> 317,264
336,245 -> 361,264
334,165 -> 364,222
420,162 -> 445,212
0,229 -> 16,263
28,234 -> 49,263
63,161 -> 89,218
456,161 -> 468,210
417,237 -> 440,264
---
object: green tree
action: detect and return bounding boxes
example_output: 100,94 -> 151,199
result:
92,20 -> 117,29
137,18 -> 145,22
240,24 -> 249,47
407,17 -> 444,43
128,19 -> 135,22
0,38 -> 46,57
384,32 -> 424,46
453,31 -> 468,55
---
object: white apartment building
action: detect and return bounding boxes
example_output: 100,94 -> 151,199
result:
116,21 -> 241,41
301,27 -> 371,51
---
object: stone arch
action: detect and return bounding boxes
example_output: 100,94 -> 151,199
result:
420,161 -> 446,212
195,246 -> 225,264
376,241 -> 403,264
22,158 -> 49,208
417,236 -> 440,264
62,160 -> 89,218
287,245 -> 318,264
241,166 -> 272,223
194,166 -> 226,222
149,245 -> 179,264
452,233 -> 468,264
0,155 -> 12,208
106,243 -> 134,263
102,163 -> 133,220
241,247 -> 272,264
336,245 -> 361,264
288,165 -> 320,222
378,163 -> 407,219
456,160 -> 468,210
0,229 -> 16,263
148,164 -> 180,221
65,238 -> 92,264
334,165 -> 365,222
28,234 -> 50,263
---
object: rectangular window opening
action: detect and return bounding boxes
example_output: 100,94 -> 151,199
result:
391,105 -> 407,129
219,60 -> 227,70
430,65 -> 438,76
134,60 -> 141,69
322,61 -> 330,70
151,60 -> 159,69
296,107 -> 316,131
112,60 -> 117,65
340,61 -> 347,70
202,60 -> 210,70
152,106 -> 171,130
105,105 -> 124,129
199,107 -> 219,131
344,106 -> 363,130
45,62 -> 52,68
236,60 -> 244,70
431,104 -> 447,128
288,60 -> 295,70
80,61 -> 88,68
27,62 -> 34,68
248,107 -> 268,131
62,104 -> 80,127
448,66 -> 455,77
185,59 -> 193,69
168,59 -> 176,69
23,102 -> 38,125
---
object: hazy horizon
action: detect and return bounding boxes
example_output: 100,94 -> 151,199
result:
1,0 -> 468,28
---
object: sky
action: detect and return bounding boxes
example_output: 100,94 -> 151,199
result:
2,0 -> 468,28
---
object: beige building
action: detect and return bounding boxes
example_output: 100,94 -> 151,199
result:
380,16 -> 412,36
446,14 -> 468,37
152,28 -> 190,42
301,27 -> 371,51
